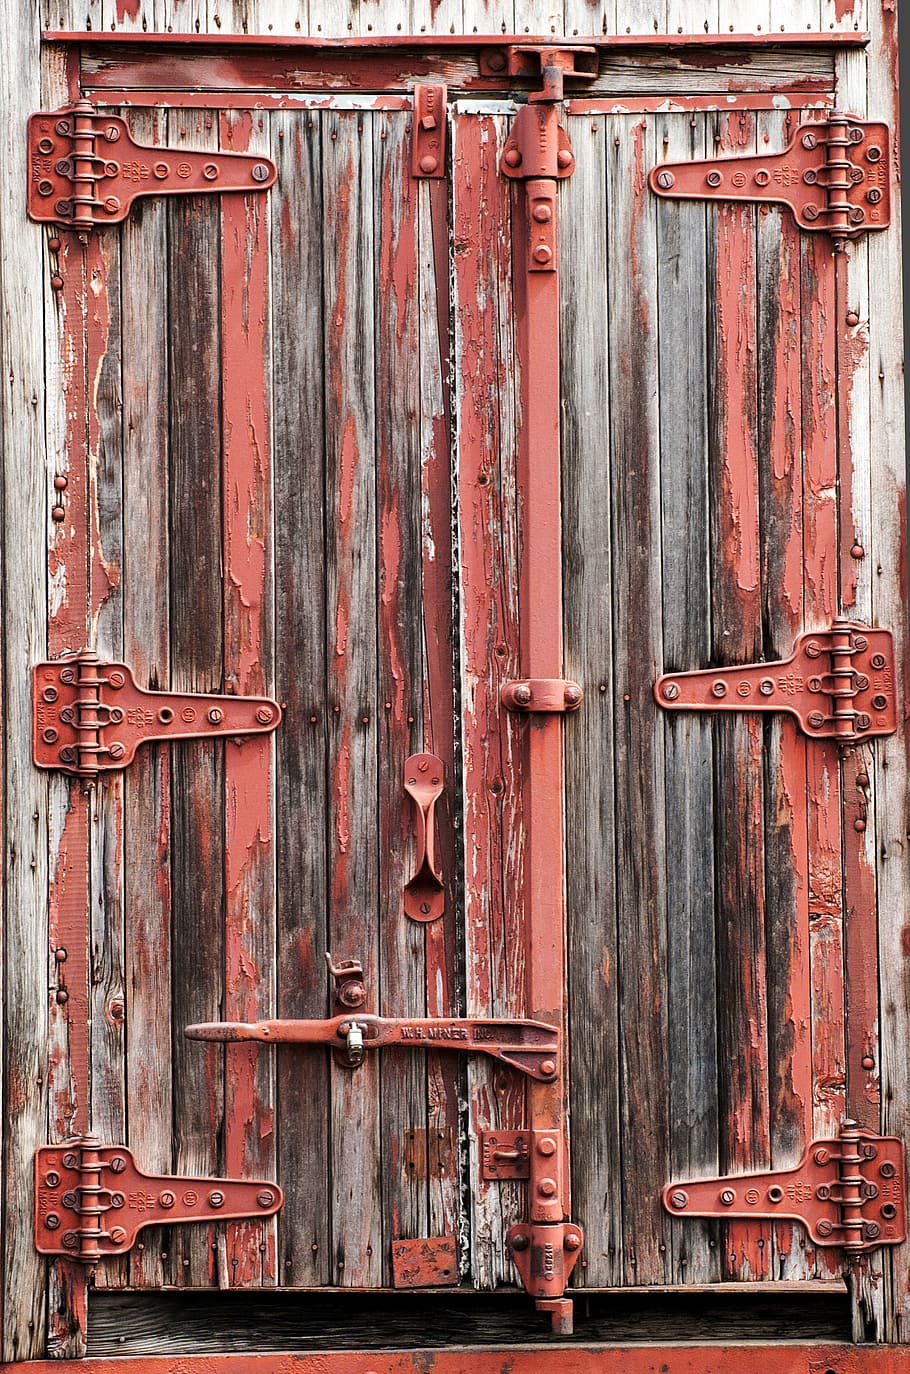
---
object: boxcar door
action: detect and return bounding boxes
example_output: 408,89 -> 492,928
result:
5,31 -> 908,1363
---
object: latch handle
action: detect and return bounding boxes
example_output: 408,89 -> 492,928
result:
403,753 -> 445,922
185,1013 -> 560,1081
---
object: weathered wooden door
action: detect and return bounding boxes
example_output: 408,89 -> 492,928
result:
5,29 -> 908,1365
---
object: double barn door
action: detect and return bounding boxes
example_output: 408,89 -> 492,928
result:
7,32 -> 909,1360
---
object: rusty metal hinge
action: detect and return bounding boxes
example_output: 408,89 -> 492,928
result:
35,1140 -> 282,1260
650,112 -> 890,244
664,1123 -> 906,1254
411,84 -> 447,179
34,652 -> 281,776
654,622 -> 897,743
185,1013 -> 560,1080
28,101 -> 277,229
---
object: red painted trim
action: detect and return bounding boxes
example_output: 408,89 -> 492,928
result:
85,92 -> 414,109
9,1344 -> 910,1374
44,31 -> 869,48
565,95 -> 835,113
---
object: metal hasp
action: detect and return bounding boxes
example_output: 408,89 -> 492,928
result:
34,652 -> 282,776
649,112 -> 890,245
664,1122 -> 906,1255
403,752 -> 445,922
185,1014 -> 561,1080
655,622 -> 897,743
35,1139 -> 283,1261
28,100 -> 277,229
411,84 -> 447,178
497,44 -> 592,1334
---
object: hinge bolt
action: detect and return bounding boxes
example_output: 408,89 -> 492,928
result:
537,1136 -> 558,1156
817,1218 -> 834,1236
564,1231 -> 582,1251
419,156 -> 439,175
711,681 -> 727,698
719,1189 -> 736,1206
251,164 -> 270,182
109,1155 -> 126,1173
662,682 -> 680,701
537,1178 -> 557,1197
510,1231 -> 530,1251
533,245 -> 553,265
110,1227 -> 127,1244
256,707 -> 274,724
669,1190 -> 689,1210
513,684 -> 533,706
208,708 -> 224,724
208,1191 -> 225,1208
257,1190 -> 275,1208
864,1221 -> 882,1241
504,148 -> 522,168
45,1214 -> 60,1230
159,1191 -> 175,1208
656,170 -> 675,190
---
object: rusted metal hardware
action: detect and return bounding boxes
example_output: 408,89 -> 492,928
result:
185,1014 -> 560,1080
480,43 -> 598,85
482,1130 -> 531,1180
403,752 -> 445,922
501,678 -> 584,713
28,100 -> 277,229
498,47 -> 594,275
34,1139 -> 283,1261
325,952 -> 366,1011
664,1123 -> 905,1254
391,1235 -> 458,1288
411,84 -> 447,179
649,112 -> 890,243
33,652 -> 282,776
507,1221 -> 585,1299
654,623 -> 896,743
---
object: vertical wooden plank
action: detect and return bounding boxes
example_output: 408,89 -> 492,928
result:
271,107 -> 331,1290
756,109 -> 813,1285
1,5 -> 50,1356
418,169 -> 463,1250
863,0 -> 909,1344
220,105 -> 277,1289
707,109 -> 770,1282
563,0 -> 610,38
606,112 -> 669,1285
462,0 -> 514,37
654,112 -> 718,1287
322,108 -> 383,1289
561,111 -> 622,1290
452,106 -> 525,1289
119,108 -> 174,1294
373,109 -> 430,1265
166,109 -> 226,1289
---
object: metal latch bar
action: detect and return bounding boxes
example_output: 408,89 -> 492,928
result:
185,1013 -> 560,1081
34,652 -> 281,776
654,623 -> 896,742
35,1140 -> 282,1260
649,112 -> 890,244
28,101 -> 276,229
663,1123 -> 905,1254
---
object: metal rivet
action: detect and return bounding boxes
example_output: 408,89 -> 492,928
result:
532,203 -> 552,223
208,707 -> 224,724
556,149 -> 573,168
539,1058 -> 557,1078
533,244 -> 553,264
854,818 -> 866,832
850,540 -> 864,557
251,163 -> 270,182
55,948 -> 67,962
513,684 -> 532,706
564,1231 -> 582,1251
419,155 -> 438,175
51,505 -> 65,521
563,684 -> 583,707
504,148 -> 522,168
50,275 -> 65,292
846,312 -> 860,328
510,1231 -> 530,1251
54,475 -> 68,491
656,170 -> 675,190
55,989 -> 68,1004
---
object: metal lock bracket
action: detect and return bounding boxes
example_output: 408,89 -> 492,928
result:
411,84 -> 447,178
35,1140 -> 282,1261
655,622 -> 896,743
28,101 -> 277,229
34,652 -> 281,776
650,112 -> 890,244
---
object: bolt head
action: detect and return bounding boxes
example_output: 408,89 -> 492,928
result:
532,203 -> 552,223
864,1221 -> 882,1241
419,155 -> 438,175
107,741 -> 125,760
109,1155 -> 126,1173
662,681 -> 680,701
256,707 -> 274,724
45,1213 -> 60,1230
816,1218 -> 834,1237
720,1189 -> 736,1206
257,1190 -> 275,1208
208,707 -> 224,725
504,148 -> 522,168
110,1226 -> 127,1244
510,1231 -> 530,1251
656,170 -> 675,190
563,683 -> 583,707
159,1191 -> 175,1208
706,170 -> 722,188
539,1058 -> 557,1078
251,163 -> 270,182
564,1231 -> 582,1252
45,1171 -> 60,1187
556,148 -> 573,169
203,163 -> 219,181
533,245 -> 553,265
669,1189 -> 689,1210
513,684 -> 533,706
208,1190 -> 225,1208
711,681 -> 727,698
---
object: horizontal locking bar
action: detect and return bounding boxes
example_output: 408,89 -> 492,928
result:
33,653 -> 281,776
185,1013 -> 560,1080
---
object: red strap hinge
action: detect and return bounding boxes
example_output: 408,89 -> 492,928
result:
654,622 -> 897,743
35,1141 -> 283,1260
664,1124 -> 906,1254
28,101 -> 276,229
34,652 -> 281,776
650,112 -> 890,243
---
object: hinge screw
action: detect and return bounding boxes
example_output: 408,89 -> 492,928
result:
706,170 -> 722,188
880,1162 -> 897,1179
159,1191 -> 175,1208
719,1189 -> 735,1206
208,708 -> 224,724
662,682 -> 680,701
864,1221 -> 882,1241
257,1190 -> 275,1208
656,170 -> 675,190
109,1155 -> 126,1173
108,742 -> 125,760
759,679 -> 775,696
711,681 -> 727,698
45,1214 -> 60,1230
251,164 -> 270,182
208,1191 -> 225,1208
816,1218 -> 834,1237
110,1226 -> 127,1244
807,712 -> 825,730
256,707 -> 274,725
669,1190 -> 689,1210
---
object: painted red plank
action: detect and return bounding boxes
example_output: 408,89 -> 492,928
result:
219,107 -> 277,1287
